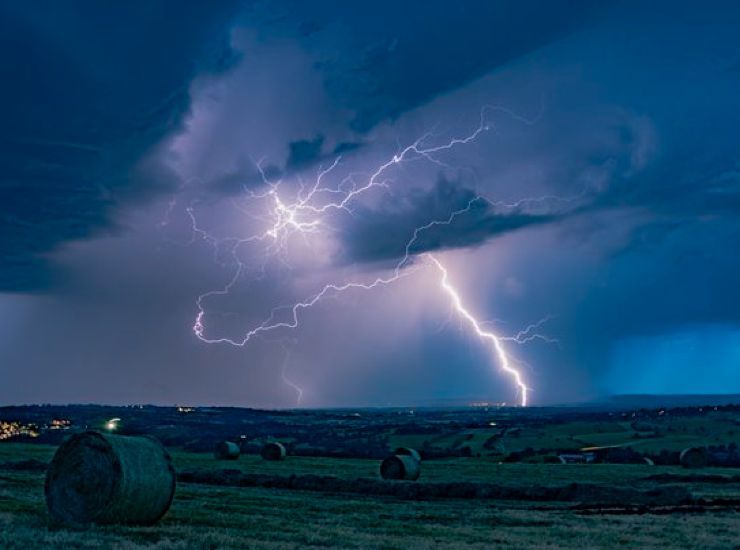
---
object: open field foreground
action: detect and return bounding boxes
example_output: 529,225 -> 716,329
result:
0,447 -> 738,549
0,405 -> 739,550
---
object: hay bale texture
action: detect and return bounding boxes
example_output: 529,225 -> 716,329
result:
214,441 -> 240,460
261,442 -> 286,461
680,446 -> 707,469
380,454 -> 421,481
45,431 -> 176,526
393,447 -> 422,462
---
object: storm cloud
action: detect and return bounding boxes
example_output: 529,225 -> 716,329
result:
2,1 -> 740,407
340,178 -> 562,263
250,0 -> 607,131
0,1 -> 238,290
0,0 -> 605,291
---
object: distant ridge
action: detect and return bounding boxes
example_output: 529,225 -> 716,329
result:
388,393 -> 740,410
607,394 -> 740,407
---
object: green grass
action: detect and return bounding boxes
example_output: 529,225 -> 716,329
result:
0,443 -> 56,463
0,462 -> 738,549
178,451 -> 739,490
1,408 -> 737,549
1,442 -> 739,549
405,411 -> 740,455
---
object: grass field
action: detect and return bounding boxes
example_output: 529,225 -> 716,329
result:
0,442 -> 738,549
387,410 -> 740,457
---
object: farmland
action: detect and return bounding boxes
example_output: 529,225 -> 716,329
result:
0,402 -> 738,548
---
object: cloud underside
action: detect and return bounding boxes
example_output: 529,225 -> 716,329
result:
0,0 -> 606,291
340,179 -> 561,263
0,1 -> 238,291
273,0 -> 605,131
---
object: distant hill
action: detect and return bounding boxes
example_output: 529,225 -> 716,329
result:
606,394 -> 740,408
389,394 -> 740,410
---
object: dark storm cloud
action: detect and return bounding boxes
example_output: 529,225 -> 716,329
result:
4,0 -> 740,406
0,0 -> 238,291
341,178 -> 561,263
332,142 -> 363,155
286,137 -> 365,169
258,0 -> 609,131
208,137 -> 367,196
579,161 -> 740,336
601,162 -> 740,220
0,0 -> 608,292
286,136 -> 325,170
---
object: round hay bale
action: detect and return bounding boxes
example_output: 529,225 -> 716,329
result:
214,441 -> 240,460
45,431 -> 175,526
380,454 -> 421,481
392,447 -> 421,462
260,442 -> 286,461
680,447 -> 707,469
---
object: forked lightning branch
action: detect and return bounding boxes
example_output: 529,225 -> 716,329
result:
187,107 -> 556,406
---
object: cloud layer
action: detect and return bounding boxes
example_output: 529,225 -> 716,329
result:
2,1 -> 740,406
0,1 -> 238,290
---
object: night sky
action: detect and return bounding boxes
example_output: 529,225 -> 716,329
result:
2,1 -> 740,407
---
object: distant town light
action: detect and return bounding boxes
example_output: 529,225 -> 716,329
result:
0,420 -> 40,440
105,418 -> 121,431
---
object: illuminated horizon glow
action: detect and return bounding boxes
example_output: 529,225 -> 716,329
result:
188,106 -> 555,406
426,254 -> 528,406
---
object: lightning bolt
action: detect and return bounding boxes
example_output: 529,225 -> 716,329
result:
184,105 -> 559,406
501,315 -> 560,346
425,254 -> 529,406
276,340 -> 304,406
